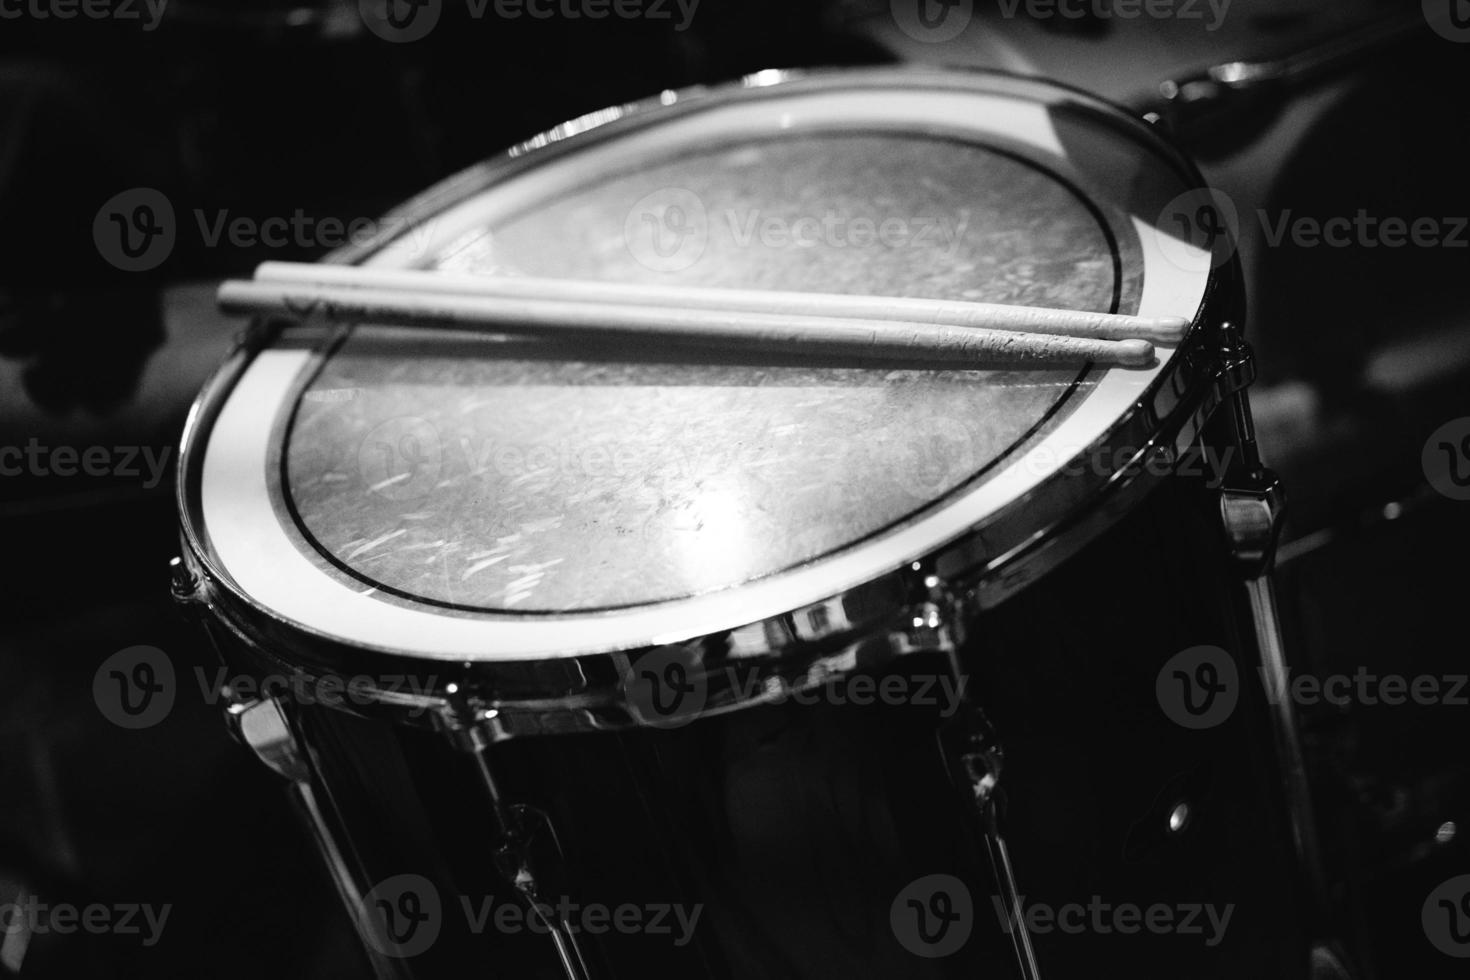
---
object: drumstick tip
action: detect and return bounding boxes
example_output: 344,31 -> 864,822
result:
1115,339 -> 1156,367
1146,315 -> 1192,343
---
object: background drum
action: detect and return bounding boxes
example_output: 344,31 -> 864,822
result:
177,68 -> 1313,977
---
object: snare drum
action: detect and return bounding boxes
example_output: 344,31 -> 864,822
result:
176,68 -> 1311,978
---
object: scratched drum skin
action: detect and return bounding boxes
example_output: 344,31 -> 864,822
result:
177,69 -> 1310,979
281,133 -> 1141,613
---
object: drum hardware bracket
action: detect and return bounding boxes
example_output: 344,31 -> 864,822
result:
1143,11 -> 1429,153
1215,322 -> 1286,579
452,695 -> 595,980
169,555 -> 200,607
896,561 -> 963,656
1219,469 -> 1285,580
1214,338 -> 1354,977
227,695 -> 310,785
1215,319 -> 1257,399
944,705 -> 1044,980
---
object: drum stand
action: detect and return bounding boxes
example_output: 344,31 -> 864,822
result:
174,578 -> 599,980
933,322 -> 1354,980
942,691 -> 1044,980
1215,323 -> 1355,980
454,714 -> 596,980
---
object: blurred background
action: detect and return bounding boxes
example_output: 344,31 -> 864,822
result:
1,0 -> 1468,976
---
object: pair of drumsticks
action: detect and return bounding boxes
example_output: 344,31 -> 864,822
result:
218,262 -> 1188,368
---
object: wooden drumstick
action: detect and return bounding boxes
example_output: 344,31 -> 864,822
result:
252,261 -> 1190,344
217,280 -> 1156,367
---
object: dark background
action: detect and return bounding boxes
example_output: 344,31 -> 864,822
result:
1,0 -> 1468,976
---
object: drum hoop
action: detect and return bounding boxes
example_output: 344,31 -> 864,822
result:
175,66 -> 1241,736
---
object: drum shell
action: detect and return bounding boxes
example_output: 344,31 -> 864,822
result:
209,462 -> 1307,979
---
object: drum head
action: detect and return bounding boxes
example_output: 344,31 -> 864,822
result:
190,69 -> 1218,659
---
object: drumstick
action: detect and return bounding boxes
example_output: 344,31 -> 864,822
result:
251,261 -> 1190,344
217,280 -> 1156,367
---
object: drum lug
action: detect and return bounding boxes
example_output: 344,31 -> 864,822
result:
169,555 -> 200,605
896,564 -> 962,655
1219,468 -> 1286,578
227,696 -> 311,785
1214,319 -> 1257,396
942,705 -> 1043,980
